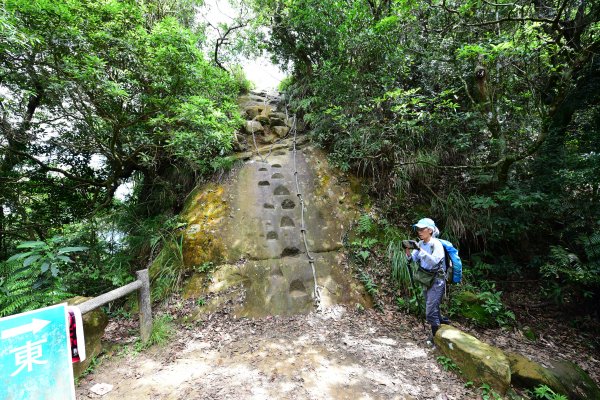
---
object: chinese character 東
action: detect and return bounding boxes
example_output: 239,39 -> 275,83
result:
10,338 -> 48,376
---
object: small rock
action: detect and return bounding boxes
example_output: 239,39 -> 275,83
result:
255,114 -> 270,125
272,126 -> 290,138
270,117 -> 286,127
244,120 -> 263,134
89,383 -> 113,396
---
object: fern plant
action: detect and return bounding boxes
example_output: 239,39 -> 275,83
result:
0,236 -> 86,317
580,232 -> 600,263
0,260 -> 70,317
356,214 -> 375,235
358,270 -> 378,296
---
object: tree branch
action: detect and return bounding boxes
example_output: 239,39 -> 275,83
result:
6,148 -> 108,187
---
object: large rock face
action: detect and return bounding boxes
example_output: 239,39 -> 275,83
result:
434,325 -> 511,394
179,134 -> 370,317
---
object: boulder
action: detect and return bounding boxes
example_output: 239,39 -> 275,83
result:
255,114 -> 270,125
244,120 -> 264,134
232,133 -> 248,152
67,296 -> 109,378
245,106 -> 264,119
178,144 -> 368,317
434,325 -> 511,394
272,126 -> 290,138
270,117 -> 286,127
285,117 -> 296,129
507,353 -> 600,400
259,132 -> 278,144
270,112 -> 287,120
285,117 -> 306,132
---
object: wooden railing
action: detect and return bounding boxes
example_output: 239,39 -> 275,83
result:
78,269 -> 152,343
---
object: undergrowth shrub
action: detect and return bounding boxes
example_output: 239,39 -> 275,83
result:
0,259 -> 71,317
231,64 -> 254,94
540,242 -> 600,310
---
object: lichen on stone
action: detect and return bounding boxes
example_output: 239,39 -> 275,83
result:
180,183 -> 229,269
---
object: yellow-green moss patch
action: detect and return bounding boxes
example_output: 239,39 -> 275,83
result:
180,183 -> 228,268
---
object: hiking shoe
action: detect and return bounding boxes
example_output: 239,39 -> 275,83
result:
440,316 -> 451,325
426,335 -> 436,348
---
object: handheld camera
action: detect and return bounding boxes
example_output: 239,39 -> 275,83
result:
402,239 -> 420,250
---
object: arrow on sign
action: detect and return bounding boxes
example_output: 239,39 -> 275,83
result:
1,319 -> 51,339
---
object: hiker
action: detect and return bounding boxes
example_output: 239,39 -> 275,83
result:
404,218 -> 448,343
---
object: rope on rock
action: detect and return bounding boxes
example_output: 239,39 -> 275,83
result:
249,91 -> 321,310
289,108 -> 322,310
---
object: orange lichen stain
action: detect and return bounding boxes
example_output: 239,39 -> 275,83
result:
180,183 -> 228,268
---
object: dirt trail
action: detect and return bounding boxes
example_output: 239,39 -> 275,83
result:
76,306 -> 475,400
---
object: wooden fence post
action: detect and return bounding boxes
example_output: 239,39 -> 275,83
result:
136,269 -> 152,343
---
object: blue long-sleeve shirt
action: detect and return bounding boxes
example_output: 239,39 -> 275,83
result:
409,238 -> 446,271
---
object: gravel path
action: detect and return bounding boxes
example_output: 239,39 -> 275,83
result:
76,306 -> 477,400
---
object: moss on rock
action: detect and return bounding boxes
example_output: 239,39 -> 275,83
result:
454,291 -> 495,326
434,325 -> 511,394
508,352 -> 600,400
180,183 -> 228,269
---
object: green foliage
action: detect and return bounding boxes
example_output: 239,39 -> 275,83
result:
479,383 -> 502,400
388,241 -> 411,290
0,236 -> 87,316
194,261 -> 215,274
349,214 -> 381,262
193,261 -> 216,286
356,214 -> 375,235
1,0 -> 243,265
150,234 -> 186,302
278,76 -> 294,92
230,65 -> 255,94
358,271 -> 378,297
450,285 -> 515,328
148,314 -> 174,346
250,0 -> 600,325
539,244 -> 600,307
395,292 -> 422,315
76,355 -> 103,383
529,385 -> 568,400
436,356 -> 459,372
0,258 -> 70,317
7,237 -> 88,282
135,314 -> 174,351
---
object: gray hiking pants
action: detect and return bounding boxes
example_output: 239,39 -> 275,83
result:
423,277 -> 445,327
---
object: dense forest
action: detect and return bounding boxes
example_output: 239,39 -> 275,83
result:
1,0 -> 599,332
0,0 -> 246,313
251,0 -> 600,319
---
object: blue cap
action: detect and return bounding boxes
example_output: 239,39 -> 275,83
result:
413,218 -> 436,229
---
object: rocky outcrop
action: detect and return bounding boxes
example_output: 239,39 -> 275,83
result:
434,325 -> 511,394
508,353 -> 600,400
434,326 -> 600,398
68,296 -> 109,378
179,140 -> 370,317
236,90 -> 301,152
